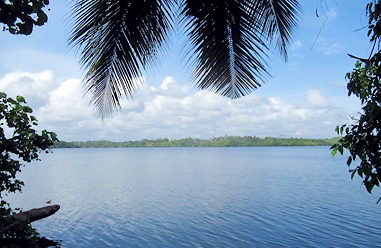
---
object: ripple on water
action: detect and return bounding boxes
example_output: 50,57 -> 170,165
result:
8,147 -> 381,247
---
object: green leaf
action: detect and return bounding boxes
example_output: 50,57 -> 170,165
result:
374,178 -> 379,187
335,126 -> 339,134
331,147 -> 337,157
358,168 -> 363,178
351,170 -> 356,179
7,98 -> 17,104
16,96 -> 26,103
338,146 -> 344,155
36,12 -> 48,26
23,106 -> 33,113
363,166 -> 372,176
346,156 -> 352,166
364,181 -> 374,193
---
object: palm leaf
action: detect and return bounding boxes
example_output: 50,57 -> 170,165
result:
180,0 -> 300,99
69,0 -> 174,116
69,0 -> 300,115
256,0 -> 300,59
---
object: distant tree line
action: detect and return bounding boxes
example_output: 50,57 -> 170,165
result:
53,136 -> 339,148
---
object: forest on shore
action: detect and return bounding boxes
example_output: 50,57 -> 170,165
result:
53,136 -> 339,148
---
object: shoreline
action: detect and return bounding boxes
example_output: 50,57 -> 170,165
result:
52,136 -> 339,148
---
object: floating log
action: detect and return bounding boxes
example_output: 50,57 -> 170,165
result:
0,205 -> 60,234
13,205 -> 60,223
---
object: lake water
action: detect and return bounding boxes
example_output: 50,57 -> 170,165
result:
7,147 -> 381,247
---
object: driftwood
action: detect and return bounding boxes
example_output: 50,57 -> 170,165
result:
0,205 -> 60,234
13,205 -> 60,223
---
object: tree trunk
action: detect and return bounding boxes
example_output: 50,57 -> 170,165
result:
0,205 -> 60,233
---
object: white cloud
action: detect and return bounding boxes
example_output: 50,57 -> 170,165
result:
290,40 -> 303,51
326,9 -> 337,20
306,90 -> 328,107
0,70 -> 56,108
323,43 -> 343,56
0,71 -> 350,140
38,78 -> 92,122
330,81 -> 346,89
315,38 -> 344,56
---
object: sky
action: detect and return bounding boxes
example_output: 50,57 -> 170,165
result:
0,0 -> 372,141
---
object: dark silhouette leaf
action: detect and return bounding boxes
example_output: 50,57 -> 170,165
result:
70,0 -> 300,116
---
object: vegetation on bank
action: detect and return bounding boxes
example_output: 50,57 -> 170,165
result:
53,136 -> 339,148
0,93 -> 58,244
331,1 -> 381,197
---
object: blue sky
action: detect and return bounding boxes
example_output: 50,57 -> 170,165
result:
0,0 -> 371,141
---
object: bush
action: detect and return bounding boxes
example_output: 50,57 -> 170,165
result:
0,92 -> 58,241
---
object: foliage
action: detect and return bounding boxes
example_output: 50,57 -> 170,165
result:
331,1 -> 381,198
0,0 -> 54,243
53,136 -> 338,148
69,0 -> 300,116
0,0 -> 50,35
0,92 -> 58,240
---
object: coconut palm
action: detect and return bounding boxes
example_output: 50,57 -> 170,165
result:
69,0 -> 300,115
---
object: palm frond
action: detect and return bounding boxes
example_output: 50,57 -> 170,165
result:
180,0 -> 300,99
256,0 -> 300,59
69,0 -> 174,116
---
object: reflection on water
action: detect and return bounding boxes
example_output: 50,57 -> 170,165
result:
7,147 -> 381,247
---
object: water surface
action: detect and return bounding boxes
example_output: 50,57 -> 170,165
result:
9,147 -> 381,247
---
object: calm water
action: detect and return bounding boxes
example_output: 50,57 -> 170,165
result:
7,147 -> 381,247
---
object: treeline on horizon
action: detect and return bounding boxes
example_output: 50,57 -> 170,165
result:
52,136 -> 339,148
